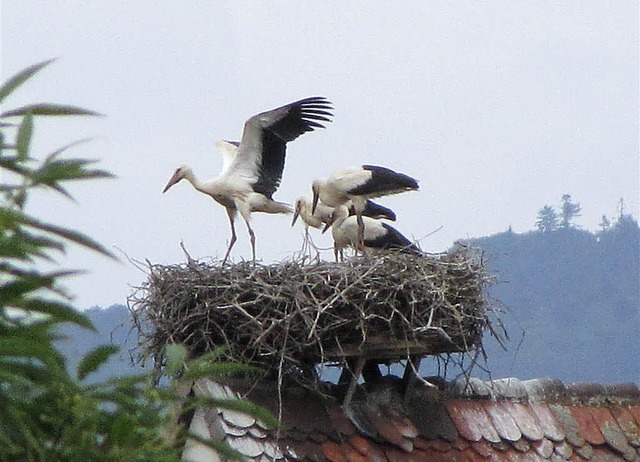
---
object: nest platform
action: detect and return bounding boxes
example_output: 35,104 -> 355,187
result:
132,247 -> 496,376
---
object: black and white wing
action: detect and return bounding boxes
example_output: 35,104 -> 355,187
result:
366,222 -> 421,255
228,97 -> 333,198
361,200 -> 397,221
347,165 -> 419,197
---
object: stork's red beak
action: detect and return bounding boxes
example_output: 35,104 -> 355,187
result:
162,171 -> 181,193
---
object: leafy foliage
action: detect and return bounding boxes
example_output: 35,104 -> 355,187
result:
535,205 -> 559,232
0,61 -> 264,461
559,193 -> 582,228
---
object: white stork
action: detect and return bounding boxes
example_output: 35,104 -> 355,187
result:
323,205 -> 421,261
163,96 -> 333,264
311,165 -> 419,249
291,196 -> 397,230
291,197 -> 397,253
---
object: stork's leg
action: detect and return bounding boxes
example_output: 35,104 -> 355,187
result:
222,208 -> 237,265
239,214 -> 256,266
356,212 -> 366,254
247,225 -> 256,266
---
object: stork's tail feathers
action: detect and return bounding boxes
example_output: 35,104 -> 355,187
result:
267,200 -> 293,214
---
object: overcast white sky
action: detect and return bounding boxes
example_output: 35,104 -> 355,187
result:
2,2 -> 638,310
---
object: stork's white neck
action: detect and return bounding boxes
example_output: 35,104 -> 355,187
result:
182,168 -> 209,194
332,205 -> 350,228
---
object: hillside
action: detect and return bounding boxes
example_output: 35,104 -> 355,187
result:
464,215 -> 639,384
56,304 -> 144,383
57,216 -> 639,384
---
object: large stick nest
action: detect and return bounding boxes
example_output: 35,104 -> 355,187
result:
131,246 -> 498,376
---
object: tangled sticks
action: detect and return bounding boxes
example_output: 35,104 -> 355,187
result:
131,247 -> 499,381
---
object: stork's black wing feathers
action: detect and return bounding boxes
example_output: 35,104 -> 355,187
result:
252,130 -> 287,198
252,96 -> 333,198
361,200 -> 397,221
264,96 -> 334,142
366,223 -> 422,255
348,165 -> 419,196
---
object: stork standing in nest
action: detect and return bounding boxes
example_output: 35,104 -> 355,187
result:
163,97 -> 333,264
291,196 -> 397,254
311,165 -> 419,250
323,204 -> 421,261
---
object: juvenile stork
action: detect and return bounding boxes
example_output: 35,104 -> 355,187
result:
323,205 -> 420,261
291,197 -> 397,230
291,197 -> 397,253
163,96 -> 333,264
311,165 -> 419,249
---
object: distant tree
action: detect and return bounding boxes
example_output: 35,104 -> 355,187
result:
599,215 -> 611,233
536,205 -> 559,232
559,194 -> 581,228
617,197 -> 626,220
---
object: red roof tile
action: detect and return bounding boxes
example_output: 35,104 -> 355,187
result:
528,402 -> 565,442
483,401 -> 522,442
364,444 -> 388,462
553,440 -> 573,459
348,435 -> 372,456
469,440 -> 494,458
502,401 -> 545,441
322,441 -> 348,462
531,438 -> 554,458
185,376 -> 640,462
446,400 -> 501,443
362,406 -> 414,452
344,444 -> 368,462
549,404 -> 586,447
567,405 -> 606,445
628,405 -> 640,428
610,405 -> 640,447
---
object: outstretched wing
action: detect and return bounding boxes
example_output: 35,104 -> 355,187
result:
227,97 -> 333,198
215,140 -> 239,175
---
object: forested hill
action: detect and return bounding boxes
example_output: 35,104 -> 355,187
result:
58,215 -> 639,385
464,214 -> 639,384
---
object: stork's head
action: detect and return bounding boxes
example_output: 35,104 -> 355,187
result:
163,165 -> 191,193
322,204 -> 349,234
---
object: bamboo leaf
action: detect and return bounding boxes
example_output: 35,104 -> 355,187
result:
16,113 -> 33,161
0,209 -> 116,259
0,59 -> 54,103
164,344 -> 188,376
0,276 -> 55,304
33,158 -> 115,188
77,345 -> 118,381
10,298 -> 94,330
183,361 -> 258,381
1,104 -> 103,118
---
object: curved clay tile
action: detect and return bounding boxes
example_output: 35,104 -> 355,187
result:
483,401 -> 522,442
503,401 -> 545,441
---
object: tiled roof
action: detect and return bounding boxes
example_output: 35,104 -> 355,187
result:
183,376 -> 640,462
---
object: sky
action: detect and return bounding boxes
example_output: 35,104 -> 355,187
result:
2,2 -> 638,310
